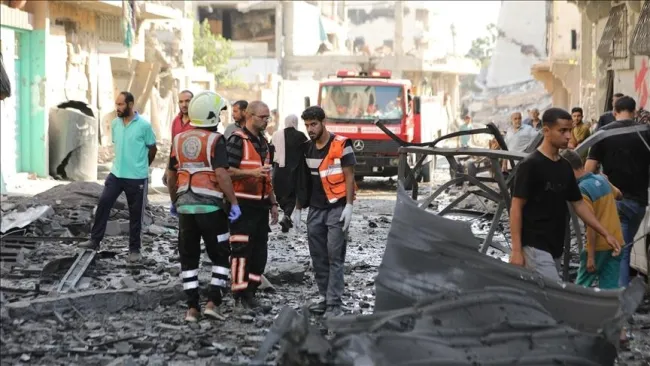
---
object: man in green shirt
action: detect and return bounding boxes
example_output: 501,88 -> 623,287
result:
80,92 -> 157,262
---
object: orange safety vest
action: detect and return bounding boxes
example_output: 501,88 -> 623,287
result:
231,130 -> 273,200
172,129 -> 224,200
318,135 -> 357,204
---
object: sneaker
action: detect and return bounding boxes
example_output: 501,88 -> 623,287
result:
185,308 -> 200,322
203,301 -> 225,320
79,240 -> 99,250
308,298 -> 327,314
323,305 -> 344,319
128,252 -> 141,262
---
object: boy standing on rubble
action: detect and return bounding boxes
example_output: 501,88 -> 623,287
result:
509,108 -> 621,281
561,149 -> 623,289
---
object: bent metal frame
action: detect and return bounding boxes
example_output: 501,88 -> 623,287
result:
376,119 -> 650,280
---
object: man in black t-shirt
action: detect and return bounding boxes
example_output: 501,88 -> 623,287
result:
291,106 -> 357,318
596,93 -> 624,130
510,108 -> 621,281
585,96 -> 650,287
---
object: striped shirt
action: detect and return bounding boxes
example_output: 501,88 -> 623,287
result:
305,134 -> 356,209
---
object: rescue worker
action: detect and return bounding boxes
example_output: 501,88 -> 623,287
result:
226,100 -> 279,308
166,91 -> 241,322
291,105 -> 357,318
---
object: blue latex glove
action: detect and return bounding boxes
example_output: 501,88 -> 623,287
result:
229,204 -> 242,223
170,203 -> 178,217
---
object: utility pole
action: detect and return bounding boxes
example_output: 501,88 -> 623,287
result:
394,0 -> 404,78
450,23 -> 457,56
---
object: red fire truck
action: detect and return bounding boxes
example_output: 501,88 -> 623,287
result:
305,69 -> 427,181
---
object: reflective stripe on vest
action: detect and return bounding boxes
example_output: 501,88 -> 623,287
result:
174,130 -> 224,199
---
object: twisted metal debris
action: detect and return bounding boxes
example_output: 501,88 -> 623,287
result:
255,185 -> 646,365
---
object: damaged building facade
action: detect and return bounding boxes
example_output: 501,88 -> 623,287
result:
533,0 -> 650,120
463,1 -> 551,129
190,1 -> 477,137
0,0 -> 186,192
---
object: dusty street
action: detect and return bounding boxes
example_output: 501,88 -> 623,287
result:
0,178 -> 648,366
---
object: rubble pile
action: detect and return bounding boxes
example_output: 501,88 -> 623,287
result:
0,182 -> 394,365
262,289 -> 619,366
0,181 -> 648,365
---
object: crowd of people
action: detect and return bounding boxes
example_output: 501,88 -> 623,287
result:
78,88 -> 647,325
507,96 -> 650,344
80,90 -> 358,322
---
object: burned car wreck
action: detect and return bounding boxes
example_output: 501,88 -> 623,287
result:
255,122 -> 649,366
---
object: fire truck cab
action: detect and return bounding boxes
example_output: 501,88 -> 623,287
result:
305,69 -> 425,181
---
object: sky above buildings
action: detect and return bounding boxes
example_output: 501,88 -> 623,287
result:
430,1 -> 502,55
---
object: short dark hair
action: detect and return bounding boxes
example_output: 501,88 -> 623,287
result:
614,96 -> 636,114
233,100 -> 248,110
561,149 -> 583,170
571,107 -> 583,115
120,91 -> 135,104
179,90 -> 193,97
613,93 -> 625,98
542,107 -> 572,126
301,106 -> 326,122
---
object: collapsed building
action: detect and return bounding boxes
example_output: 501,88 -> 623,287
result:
464,1 -> 552,130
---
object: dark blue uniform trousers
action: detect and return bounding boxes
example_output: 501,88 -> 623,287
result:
90,173 -> 148,252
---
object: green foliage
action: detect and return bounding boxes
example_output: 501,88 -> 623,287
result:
193,20 -> 249,88
466,23 -> 498,68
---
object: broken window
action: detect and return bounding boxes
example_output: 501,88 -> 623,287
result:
630,0 -> 650,56
597,4 -> 628,60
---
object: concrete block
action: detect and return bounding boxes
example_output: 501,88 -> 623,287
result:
105,219 -> 129,236
6,283 -> 183,321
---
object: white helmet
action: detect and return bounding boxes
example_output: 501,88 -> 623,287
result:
188,91 -> 228,128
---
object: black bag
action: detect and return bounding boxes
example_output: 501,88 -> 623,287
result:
0,52 -> 11,100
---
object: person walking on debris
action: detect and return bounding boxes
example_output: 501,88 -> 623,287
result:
272,114 -> 309,232
291,106 -> 357,318
508,108 -> 621,281
224,100 -> 247,139
585,96 -> 650,287
166,91 -> 241,322
597,93 -> 624,130
226,100 -> 279,308
80,92 -> 157,262
561,149 -> 623,289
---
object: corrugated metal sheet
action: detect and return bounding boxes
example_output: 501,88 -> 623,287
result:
597,3 -> 628,60
0,4 -> 33,31
630,0 -> 650,56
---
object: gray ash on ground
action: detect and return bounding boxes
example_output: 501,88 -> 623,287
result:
0,179 -> 648,365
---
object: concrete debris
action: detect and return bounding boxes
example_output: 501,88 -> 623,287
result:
260,288 -> 619,365
0,181 -> 647,365
5,284 -> 183,321
1,205 -> 54,233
